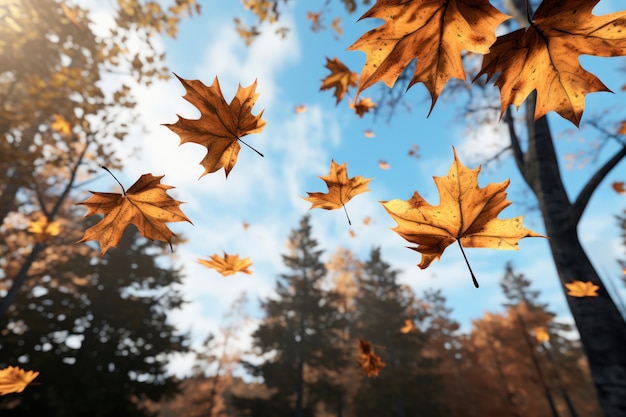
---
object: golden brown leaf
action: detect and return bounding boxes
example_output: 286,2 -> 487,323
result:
304,160 -> 372,214
612,181 -> 625,195
400,319 -> 414,334
77,173 -> 192,256
348,0 -> 509,109
363,129 -> 375,138
350,97 -> 375,117
0,366 -> 39,396
198,252 -> 252,276
51,114 -> 72,135
477,0 -> 626,126
533,326 -> 550,343
307,11 -> 323,31
320,57 -> 358,105
565,280 -> 599,297
357,337 -> 386,377
27,215 -> 61,242
164,74 -> 266,178
408,144 -> 420,158
349,229 -> 356,238
294,104 -> 307,114
382,147 -> 543,269
331,17 -> 342,37
378,160 -> 390,170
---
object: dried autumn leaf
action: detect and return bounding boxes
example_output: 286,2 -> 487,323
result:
348,0 -> 509,110
533,326 -> 550,343
612,181 -> 625,195
198,252 -> 252,276
304,160 -> 372,225
363,129 -> 375,138
357,337 -> 386,377
27,215 -> 61,242
400,319 -> 414,334
350,97 -> 375,117
408,144 -> 420,158
294,104 -> 307,114
164,74 -> 266,178
307,11 -> 323,31
618,121 -> 626,135
476,0 -> 626,126
382,147 -> 543,271
363,216 -> 372,225
378,160 -> 390,170
565,280 -> 599,297
349,229 -> 356,238
331,17 -> 342,36
77,173 -> 192,256
0,366 -> 39,396
320,57 -> 358,105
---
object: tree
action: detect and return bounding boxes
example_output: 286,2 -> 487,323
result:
0,221 -> 189,416
235,216 -> 347,417
232,1 -> 626,414
352,248 -> 444,417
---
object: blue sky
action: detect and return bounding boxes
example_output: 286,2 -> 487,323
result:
84,0 -> 626,374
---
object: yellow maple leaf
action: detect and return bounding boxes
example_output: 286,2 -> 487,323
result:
198,252 -> 252,276
320,57 -> 358,105
77,173 -> 192,256
533,326 -> 550,343
565,280 -> 600,297
164,74 -> 266,178
348,0 -> 509,110
303,160 -> 372,225
357,337 -> 386,377
27,215 -> 61,242
0,366 -> 39,396
382,147 -> 543,273
476,0 -> 626,126
400,319 -> 414,334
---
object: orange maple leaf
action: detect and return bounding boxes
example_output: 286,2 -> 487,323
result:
382,147 -> 543,271
357,337 -> 386,377
198,252 -> 252,276
565,280 -> 600,297
51,114 -> 72,135
350,97 -> 375,118
378,160 -> 390,170
612,181 -> 625,195
164,74 -> 266,178
400,319 -> 414,334
0,366 -> 39,396
77,173 -> 192,256
303,160 -> 372,225
320,57 -> 358,104
476,0 -> 626,126
533,326 -> 550,343
348,0 -> 509,110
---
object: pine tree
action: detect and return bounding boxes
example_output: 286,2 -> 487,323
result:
235,216 -> 346,417
352,247 -> 444,417
0,223 -> 188,416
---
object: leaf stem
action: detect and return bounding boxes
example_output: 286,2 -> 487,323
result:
238,138 -> 264,157
102,166 -> 126,195
457,240 -> 479,288
342,204 -> 352,225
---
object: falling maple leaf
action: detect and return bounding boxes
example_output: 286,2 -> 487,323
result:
77,172 -> 192,256
408,144 -> 420,158
357,337 -> 386,377
320,57 -> 358,105
363,216 -> 372,225
565,280 -> 600,297
27,215 -> 61,242
303,160 -> 372,225
363,129 -> 375,138
51,114 -> 72,135
307,11 -> 323,32
164,74 -> 266,178
400,319 -> 414,334
382,148 -> 543,282
476,0 -> 626,126
330,16 -> 342,37
350,97 -> 375,117
612,181 -> 625,195
348,0 -> 509,110
378,160 -> 390,170
0,366 -> 39,396
242,221 -> 250,230
198,252 -> 252,276
533,326 -> 550,343
294,104 -> 307,114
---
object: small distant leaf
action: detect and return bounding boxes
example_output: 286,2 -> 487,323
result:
331,17 -> 342,36
294,104 -> 307,114
378,160 -> 390,170
198,252 -> 252,276
533,326 -> 550,343
349,229 -> 356,238
307,11 -> 323,31
565,280 -> 599,297
363,216 -> 371,225
612,181 -> 625,195
51,114 -> 72,135
357,337 -> 385,377
0,366 -> 39,396
242,221 -> 250,230
27,215 -> 61,242
350,97 -> 375,118
408,144 -> 420,158
400,319 -> 414,334
363,129 -> 375,138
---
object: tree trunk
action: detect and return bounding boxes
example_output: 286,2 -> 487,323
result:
515,107 -> 626,417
